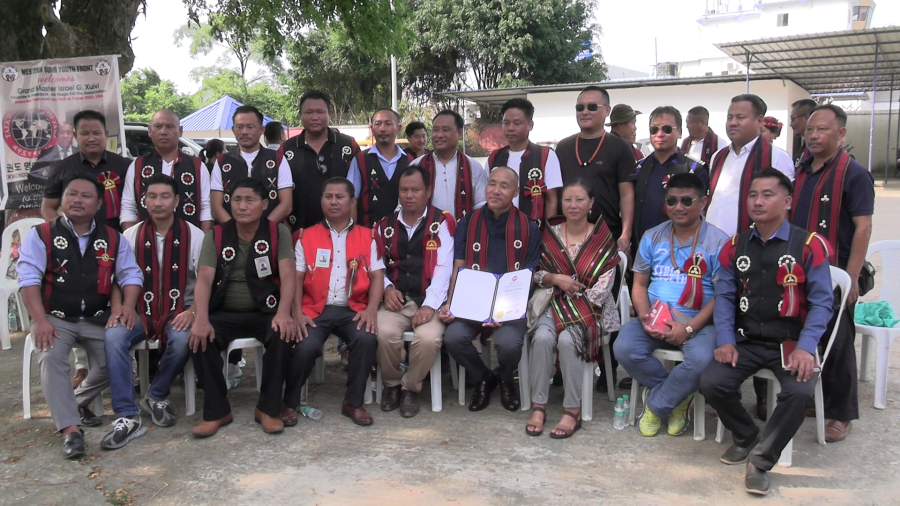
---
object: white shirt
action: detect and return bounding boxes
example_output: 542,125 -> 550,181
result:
375,208 -> 454,310
493,148 -> 563,207
120,157 -> 213,224
210,149 -> 293,191
411,152 -> 487,216
295,220 -> 385,306
705,137 -> 796,236
123,220 -> 204,306
687,135 -> 729,161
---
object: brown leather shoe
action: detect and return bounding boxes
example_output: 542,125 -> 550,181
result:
825,420 -> 852,442
280,407 -> 298,427
381,385 -> 401,412
192,412 -> 233,438
341,400 -> 373,426
71,368 -> 88,389
254,408 -> 285,434
400,389 -> 419,418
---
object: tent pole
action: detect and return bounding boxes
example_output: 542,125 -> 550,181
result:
886,74 -> 894,186
868,41 -> 879,173
745,50 -> 752,93
895,85 -> 900,184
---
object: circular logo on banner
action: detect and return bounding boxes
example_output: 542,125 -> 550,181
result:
3,109 -> 60,158
2,66 -> 18,82
96,59 -> 111,76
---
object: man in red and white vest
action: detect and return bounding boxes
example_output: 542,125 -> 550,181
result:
290,177 -> 385,426
19,172 -> 143,459
120,108 -> 212,231
374,165 -> 454,417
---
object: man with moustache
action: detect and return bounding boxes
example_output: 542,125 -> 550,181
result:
682,106 -> 728,168
281,90 -> 360,232
412,110 -> 487,222
347,108 -> 413,227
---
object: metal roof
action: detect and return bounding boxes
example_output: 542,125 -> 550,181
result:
180,96 -> 276,131
715,26 -> 900,95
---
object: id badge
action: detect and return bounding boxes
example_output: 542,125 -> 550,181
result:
315,248 -> 331,268
255,256 -> 273,278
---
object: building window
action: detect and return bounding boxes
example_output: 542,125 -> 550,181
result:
853,6 -> 871,22
777,13 -> 789,26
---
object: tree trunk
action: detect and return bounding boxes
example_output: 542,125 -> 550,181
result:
0,0 -> 145,77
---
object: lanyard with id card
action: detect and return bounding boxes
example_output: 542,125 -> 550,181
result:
314,248 -> 331,269
255,256 -> 273,278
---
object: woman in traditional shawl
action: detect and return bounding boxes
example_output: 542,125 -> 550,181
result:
526,178 -> 621,438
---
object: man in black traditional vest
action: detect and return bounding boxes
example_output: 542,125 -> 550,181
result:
210,105 -> 293,224
700,168 -> 834,496
347,108 -> 412,227
632,106 -> 709,255
190,177 -> 298,437
120,108 -> 212,231
440,167 -> 541,412
280,90 -> 360,232
683,106 -> 728,167
19,172 -> 143,459
486,99 -> 561,225
374,166 -> 455,417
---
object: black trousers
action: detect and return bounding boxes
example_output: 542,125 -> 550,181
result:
818,297 -> 858,421
444,318 -> 526,383
283,305 -> 377,408
700,341 -> 817,471
192,310 -> 290,421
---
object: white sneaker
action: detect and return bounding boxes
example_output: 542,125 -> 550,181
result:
227,363 -> 242,379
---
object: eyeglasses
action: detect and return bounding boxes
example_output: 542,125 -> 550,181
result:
649,125 -> 675,135
575,102 -> 606,112
316,155 -> 328,175
790,113 -> 809,122
665,196 -> 699,207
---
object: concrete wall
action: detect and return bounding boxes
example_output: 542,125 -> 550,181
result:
845,110 -> 900,179
526,78 -> 808,153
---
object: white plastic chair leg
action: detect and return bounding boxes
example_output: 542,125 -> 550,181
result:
815,377 -> 826,445
300,379 -> 308,406
430,353 -> 442,412
0,293 -> 11,350
859,333 -> 872,382
715,418 -> 725,443
22,333 -> 34,419
183,359 -> 196,416
601,342 -> 615,402
581,363 -> 594,422
518,337 -> 530,411
375,363 -> 384,404
629,377 -> 640,426
874,335 -> 891,409
457,360 -> 466,406
693,393 -> 706,441
253,344 -> 263,392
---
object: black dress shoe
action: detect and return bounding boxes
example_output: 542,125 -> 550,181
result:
720,436 -> 761,465
745,462 -> 770,495
617,377 -> 632,389
756,398 -> 768,421
381,385 -> 401,412
62,430 -> 85,459
469,374 -> 497,411
78,405 -> 102,427
500,380 -> 520,412
399,390 -> 419,418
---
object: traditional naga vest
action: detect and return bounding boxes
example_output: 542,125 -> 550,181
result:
134,151 -> 204,227
376,206 -> 455,306
791,149 -> 852,266
136,218 -> 192,347
36,217 -> 119,323
464,207 -> 531,272
487,142 -> 551,222
218,147 -> 283,220
681,128 -> 721,167
419,151 -> 475,221
209,220 -> 281,313
355,148 -> 412,228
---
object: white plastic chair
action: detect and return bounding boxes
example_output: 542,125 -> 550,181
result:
714,266 -> 851,468
22,332 -> 103,419
628,349 -> 707,440
857,241 -> 900,409
375,331 -> 443,412
1,218 -> 44,350
589,251 -> 632,415
299,335 -> 371,406
131,340 -> 195,416
222,338 -> 264,392
455,336 -> 529,410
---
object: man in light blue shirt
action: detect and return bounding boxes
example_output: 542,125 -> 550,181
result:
615,172 -> 729,437
18,171 -> 143,459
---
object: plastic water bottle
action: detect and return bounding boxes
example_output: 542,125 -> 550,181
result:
614,397 -> 626,430
8,304 -> 17,333
622,394 -> 631,422
300,406 -> 323,421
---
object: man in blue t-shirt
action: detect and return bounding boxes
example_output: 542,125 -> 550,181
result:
615,172 -> 729,437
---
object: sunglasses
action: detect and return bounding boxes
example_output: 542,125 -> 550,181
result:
665,196 -> 699,207
575,102 -> 606,112
649,125 -> 675,135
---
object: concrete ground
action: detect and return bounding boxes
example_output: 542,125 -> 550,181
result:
2,188 -> 900,506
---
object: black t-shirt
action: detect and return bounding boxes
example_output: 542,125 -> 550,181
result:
556,132 -> 637,237
44,151 -> 131,231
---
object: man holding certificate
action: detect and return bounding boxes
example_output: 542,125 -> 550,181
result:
374,166 -> 455,417
440,167 -> 541,412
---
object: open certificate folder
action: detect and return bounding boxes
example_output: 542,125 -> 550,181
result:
449,268 -> 532,323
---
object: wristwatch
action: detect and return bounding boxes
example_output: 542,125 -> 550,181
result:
685,325 -> 696,339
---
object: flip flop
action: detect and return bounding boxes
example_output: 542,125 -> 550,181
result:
549,410 -> 582,439
525,406 -> 546,436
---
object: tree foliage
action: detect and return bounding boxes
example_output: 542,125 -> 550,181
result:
121,69 -> 194,123
193,70 -> 295,123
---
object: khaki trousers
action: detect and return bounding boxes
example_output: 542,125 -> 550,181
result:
376,301 -> 444,393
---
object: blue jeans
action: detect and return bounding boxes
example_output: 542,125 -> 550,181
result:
614,318 -> 716,417
104,320 -> 191,418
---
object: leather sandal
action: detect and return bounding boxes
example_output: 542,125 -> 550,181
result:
525,406 -> 546,436
549,410 -> 582,440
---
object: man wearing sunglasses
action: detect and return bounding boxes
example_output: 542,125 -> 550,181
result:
281,90 -> 360,233
789,99 -> 817,168
615,172 -> 728,437
683,106 -> 728,167
633,106 -> 710,260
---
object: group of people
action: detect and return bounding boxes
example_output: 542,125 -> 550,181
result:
21,85 -> 873,496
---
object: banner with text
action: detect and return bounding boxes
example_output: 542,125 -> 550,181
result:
0,55 -> 126,210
